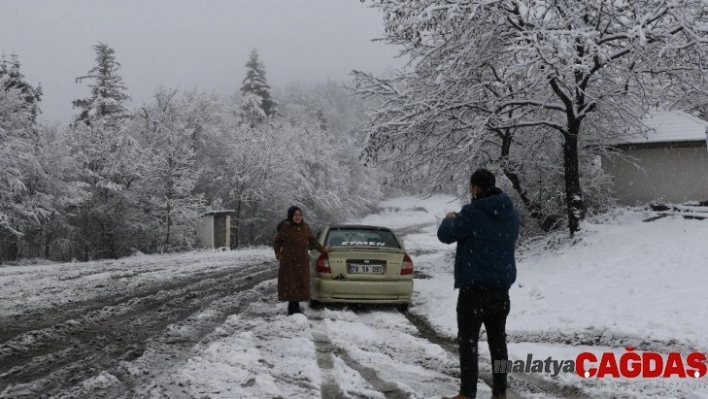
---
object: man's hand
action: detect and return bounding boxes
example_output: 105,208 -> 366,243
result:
323,245 -> 332,253
445,211 -> 458,218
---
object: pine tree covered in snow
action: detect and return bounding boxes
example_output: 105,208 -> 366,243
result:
1,54 -> 42,124
73,42 -> 131,126
67,42 -> 142,259
238,49 -> 277,125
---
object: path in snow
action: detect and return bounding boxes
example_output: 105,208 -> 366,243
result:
0,257 -> 277,398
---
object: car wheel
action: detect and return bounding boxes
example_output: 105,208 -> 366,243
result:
396,303 -> 409,313
309,299 -> 324,310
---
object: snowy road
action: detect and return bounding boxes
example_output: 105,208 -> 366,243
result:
0,252 -> 278,398
1,250 -> 574,399
0,254 -> 455,398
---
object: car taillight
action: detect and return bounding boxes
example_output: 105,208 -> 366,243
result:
316,252 -> 331,273
401,253 -> 414,275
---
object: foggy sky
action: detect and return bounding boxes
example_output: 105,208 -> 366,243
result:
0,0 -> 403,123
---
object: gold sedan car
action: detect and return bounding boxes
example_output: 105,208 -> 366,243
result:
308,225 -> 414,312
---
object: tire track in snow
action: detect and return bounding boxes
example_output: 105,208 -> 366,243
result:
0,260 -> 264,344
308,310 -> 343,399
336,350 -> 411,399
0,262 -> 277,399
119,281 -> 282,399
404,311 -> 593,399
309,307 -> 414,398
321,306 -> 459,398
134,296 -> 323,399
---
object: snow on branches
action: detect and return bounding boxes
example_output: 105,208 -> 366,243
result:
358,0 -> 708,235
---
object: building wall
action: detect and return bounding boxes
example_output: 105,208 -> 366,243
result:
225,215 -> 231,249
604,145 -> 708,205
213,214 -> 227,248
197,216 -> 215,249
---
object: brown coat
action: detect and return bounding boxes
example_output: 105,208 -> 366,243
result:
273,220 -> 324,301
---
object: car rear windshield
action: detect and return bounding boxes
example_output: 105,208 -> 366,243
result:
326,228 -> 401,249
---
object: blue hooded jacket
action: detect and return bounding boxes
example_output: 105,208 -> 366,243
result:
437,188 -> 520,289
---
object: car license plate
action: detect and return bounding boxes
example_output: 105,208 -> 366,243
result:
347,264 -> 384,274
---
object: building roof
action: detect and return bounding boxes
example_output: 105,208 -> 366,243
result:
201,210 -> 235,217
617,110 -> 708,146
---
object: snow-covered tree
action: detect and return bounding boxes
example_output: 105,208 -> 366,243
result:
18,123 -> 88,261
0,86 -> 32,261
278,81 -> 384,215
1,67 -> 383,261
135,88 -> 205,252
282,80 -> 370,142
1,54 -> 42,124
227,122 -> 298,247
73,42 -> 131,126
65,118 -> 142,259
218,115 -> 380,247
237,92 -> 268,127
360,0 -> 708,236
67,43 -> 141,259
275,100 -> 382,225
177,81 -> 383,248
0,56 -> 48,262
238,49 -> 277,125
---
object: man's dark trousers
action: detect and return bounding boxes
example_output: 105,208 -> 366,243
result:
457,287 -> 510,398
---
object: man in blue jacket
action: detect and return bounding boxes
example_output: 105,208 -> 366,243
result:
438,169 -> 519,399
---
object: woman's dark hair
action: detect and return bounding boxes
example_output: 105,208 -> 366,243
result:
287,206 -> 302,223
469,168 -> 496,189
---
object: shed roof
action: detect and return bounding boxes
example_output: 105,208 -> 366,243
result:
201,210 -> 235,217
617,110 -> 708,146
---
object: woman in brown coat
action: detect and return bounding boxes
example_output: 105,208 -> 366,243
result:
273,206 -> 329,315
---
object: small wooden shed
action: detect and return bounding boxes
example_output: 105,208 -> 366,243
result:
197,210 -> 234,249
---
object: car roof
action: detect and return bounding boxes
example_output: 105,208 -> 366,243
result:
327,224 -> 393,232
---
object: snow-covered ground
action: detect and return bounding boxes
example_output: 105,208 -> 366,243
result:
366,195 -> 708,348
0,249 -> 273,319
364,195 -> 708,398
2,194 -> 708,398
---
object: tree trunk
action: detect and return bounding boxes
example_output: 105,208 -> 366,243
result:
7,236 -> 18,261
499,132 -> 559,232
562,130 -> 586,236
44,229 -> 51,259
165,201 -> 172,253
501,167 -> 559,232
